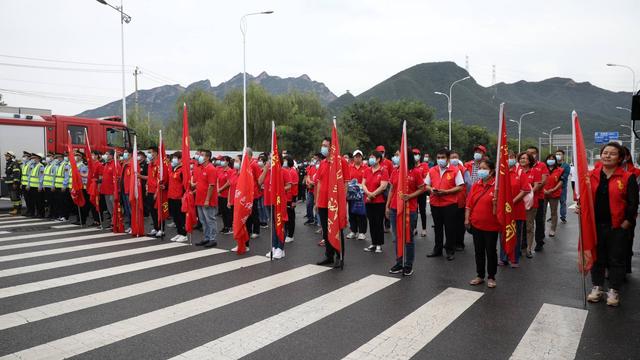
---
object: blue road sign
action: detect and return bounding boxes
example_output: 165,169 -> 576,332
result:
594,131 -> 619,144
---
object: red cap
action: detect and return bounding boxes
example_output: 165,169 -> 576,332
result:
375,145 -> 385,152
474,145 -> 487,153
412,148 -> 421,154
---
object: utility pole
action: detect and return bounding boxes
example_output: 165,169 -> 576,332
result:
465,55 -> 469,73
491,65 -> 497,99
133,66 -> 142,120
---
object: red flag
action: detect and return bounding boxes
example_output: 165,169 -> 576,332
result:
84,130 -> 99,210
156,130 -> 170,222
495,103 -> 517,263
180,103 -> 198,233
129,136 -> 145,237
270,122 -> 288,244
572,111 -> 597,273
327,119 -> 347,253
111,150 -> 124,233
66,131 -> 86,208
396,121 -> 410,259
233,148 -> 255,254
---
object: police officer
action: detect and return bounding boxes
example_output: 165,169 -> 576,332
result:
74,151 -> 91,225
20,151 -> 34,216
3,151 -> 22,215
53,153 -> 72,221
42,152 -> 59,219
27,153 -> 45,218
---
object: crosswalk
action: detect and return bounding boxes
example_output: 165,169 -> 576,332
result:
0,217 -> 591,359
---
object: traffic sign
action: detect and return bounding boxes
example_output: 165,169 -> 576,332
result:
594,131 -> 619,144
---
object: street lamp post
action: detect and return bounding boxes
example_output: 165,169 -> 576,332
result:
608,63 -> 637,164
241,10 -> 274,150
508,111 -> 535,153
542,126 -> 561,154
617,106 -> 634,162
96,0 -> 132,126
434,75 -> 470,150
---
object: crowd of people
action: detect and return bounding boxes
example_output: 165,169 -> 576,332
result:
2,139 -> 637,307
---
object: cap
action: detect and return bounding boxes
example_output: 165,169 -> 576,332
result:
106,149 -> 115,156
34,152 -> 44,158
412,148 -> 421,155
474,145 -> 487,153
22,151 -> 31,156
54,153 -> 64,158
375,145 -> 385,152
4,151 -> 15,157
47,152 -> 55,157
353,150 -> 363,157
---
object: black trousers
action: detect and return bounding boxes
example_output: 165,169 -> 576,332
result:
318,207 -> 342,259
592,224 -> 628,290
246,199 -> 261,235
44,188 -> 55,218
417,193 -> 428,230
455,207 -> 466,248
218,197 -> 232,229
29,188 -> 45,217
626,228 -> 634,273
145,192 -> 163,230
22,185 -> 31,215
169,198 -> 186,236
286,202 -> 296,238
77,189 -> 91,224
54,190 -> 72,219
349,211 -> 368,234
534,199 -> 546,244
366,203 -> 386,246
431,204 -> 458,255
472,228 -> 499,279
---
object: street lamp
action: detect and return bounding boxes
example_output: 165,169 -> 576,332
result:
508,111 -> 535,153
241,10 -> 274,150
542,126 -> 561,153
434,75 -> 471,150
608,64 -> 637,164
96,0 -> 132,126
617,106 -> 634,162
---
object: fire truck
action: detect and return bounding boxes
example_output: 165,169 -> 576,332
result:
0,106 -> 134,196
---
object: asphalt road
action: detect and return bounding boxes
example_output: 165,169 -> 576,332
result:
0,202 -> 637,360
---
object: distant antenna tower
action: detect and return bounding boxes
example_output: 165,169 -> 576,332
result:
491,65 -> 497,99
465,55 -> 469,73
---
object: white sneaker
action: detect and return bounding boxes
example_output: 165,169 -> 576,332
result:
57,217 -> 65,222
606,288 -> 620,307
273,248 -> 284,259
357,233 -> 366,240
125,228 -> 132,234
587,286 -> 604,303
232,246 -> 238,252
421,230 -> 427,237
167,222 -> 176,228
177,235 -> 189,243
155,230 -> 164,237
170,235 -> 180,242
147,229 -> 157,236
250,233 -> 259,239
346,232 -> 356,239
375,246 -> 382,253
285,236 -> 294,243
266,248 -> 276,258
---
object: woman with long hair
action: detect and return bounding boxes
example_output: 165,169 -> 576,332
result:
543,154 -> 564,237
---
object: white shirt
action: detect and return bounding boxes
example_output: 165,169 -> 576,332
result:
424,166 -> 465,186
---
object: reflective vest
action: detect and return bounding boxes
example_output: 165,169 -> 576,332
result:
28,163 -> 43,188
54,162 -> 70,189
42,163 -> 56,188
21,162 -> 31,186
428,165 -> 460,207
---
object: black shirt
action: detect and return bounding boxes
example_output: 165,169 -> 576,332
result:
594,169 -> 639,226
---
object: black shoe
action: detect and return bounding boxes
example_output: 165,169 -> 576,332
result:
403,267 -> 414,276
455,246 -> 465,251
426,252 -> 443,258
389,264 -> 403,274
72,221 -> 81,225
204,241 -> 218,248
316,257 -> 334,266
333,258 -> 343,269
561,218 -> 567,224
303,220 -> 314,225
195,240 -> 208,246
547,218 -> 552,223
534,245 -> 543,252
446,254 -> 455,261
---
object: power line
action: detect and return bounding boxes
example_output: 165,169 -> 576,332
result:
0,53 -> 132,68
0,62 -> 121,73
0,77 -> 120,91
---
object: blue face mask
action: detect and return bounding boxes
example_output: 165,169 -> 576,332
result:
63,157 -> 69,162
450,158 -> 459,166
197,156 -> 205,164
508,159 -> 517,167
437,159 -> 447,168
392,156 -> 399,165
320,146 -> 329,157
546,159 -> 556,166
368,158 -> 376,166
477,169 -> 490,180
234,162 -> 240,170
220,161 -> 227,167
122,153 -> 129,160
473,152 -> 483,161
171,158 -> 179,167
282,162 -> 289,168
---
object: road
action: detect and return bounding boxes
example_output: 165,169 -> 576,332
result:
0,204 -> 638,360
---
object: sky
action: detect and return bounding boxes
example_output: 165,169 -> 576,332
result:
1,0 -> 638,116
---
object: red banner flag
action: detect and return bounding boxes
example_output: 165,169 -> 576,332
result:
129,136 -> 145,237
572,111 -> 597,273
495,103 -> 517,263
66,131 -> 86,208
156,130 -> 170,222
180,103 -> 198,233
270,122 -> 288,244
396,121 -> 410,259
112,150 -> 124,233
84,130 -> 100,210
233,148 -> 255,254
327,119 -> 347,253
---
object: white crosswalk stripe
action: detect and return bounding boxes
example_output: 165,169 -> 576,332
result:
0,218 -> 44,225
343,287 -> 483,360
0,221 -> 59,229
0,230 -> 108,250
51,224 -> 80,229
172,274 -> 400,360
2,264 -> 331,360
0,256 -> 270,331
0,231 -> 9,235
510,303 -> 587,360
0,228 -> 99,242
0,215 -> 26,220
0,233 -> 146,261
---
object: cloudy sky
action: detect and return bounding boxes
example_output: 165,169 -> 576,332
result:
1,0 -> 638,115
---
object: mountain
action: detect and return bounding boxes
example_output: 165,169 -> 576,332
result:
77,72 -> 337,123
341,61 -> 633,147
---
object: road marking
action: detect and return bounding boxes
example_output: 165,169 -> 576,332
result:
0,256 -> 270,331
1,264 -> 330,360
51,224 -> 80,229
0,221 -> 59,229
0,216 -> 26,220
0,232 -> 115,250
0,247 -> 225,298
0,235 -> 154,262
569,204 -> 577,210
0,241 -> 190,278
510,303 -> 587,360
342,287 -> 483,360
0,228 -> 99,242
173,275 -> 400,360
0,218 -> 49,226
0,231 -> 8,235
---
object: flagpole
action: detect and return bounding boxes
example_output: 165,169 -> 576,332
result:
577,217 -> 588,309
158,130 -> 165,239
77,204 -> 82,228
270,122 -> 274,261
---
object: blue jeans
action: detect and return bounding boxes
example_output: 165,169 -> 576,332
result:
257,196 -> 268,223
266,206 -> 284,250
390,208 -> 417,267
121,192 -> 131,229
500,219 -> 524,264
306,191 -> 315,221
197,206 -> 217,242
560,185 -> 568,219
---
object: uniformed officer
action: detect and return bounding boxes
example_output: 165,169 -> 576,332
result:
42,152 -> 59,219
20,151 -> 34,216
3,151 -> 22,215
53,153 -> 72,221
27,153 -> 45,217
74,151 -> 91,225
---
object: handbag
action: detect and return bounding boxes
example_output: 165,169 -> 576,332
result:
518,168 -> 535,210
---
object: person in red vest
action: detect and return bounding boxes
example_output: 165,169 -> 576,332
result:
526,146 -> 549,252
464,145 -> 488,185
217,156 -> 233,235
413,148 -> 430,237
450,150 -> 470,251
425,148 -> 465,260
518,151 -> 541,258
99,149 -> 115,228
586,142 -> 638,307
284,155 -> 298,243
304,154 -> 320,226
544,154 -> 564,238
362,150 -> 390,253
465,160 -> 500,288
193,150 -> 218,248
621,146 -> 640,274
167,151 -> 187,242
376,145 -> 393,233
120,149 -> 132,233
347,150 -> 368,241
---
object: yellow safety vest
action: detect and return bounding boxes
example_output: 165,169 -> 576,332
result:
21,162 -> 30,186
28,163 -> 43,188
54,162 -> 70,189
42,164 -> 56,188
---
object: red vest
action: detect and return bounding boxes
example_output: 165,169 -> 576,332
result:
455,163 -> 467,208
589,166 -> 633,228
428,165 -> 460,207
